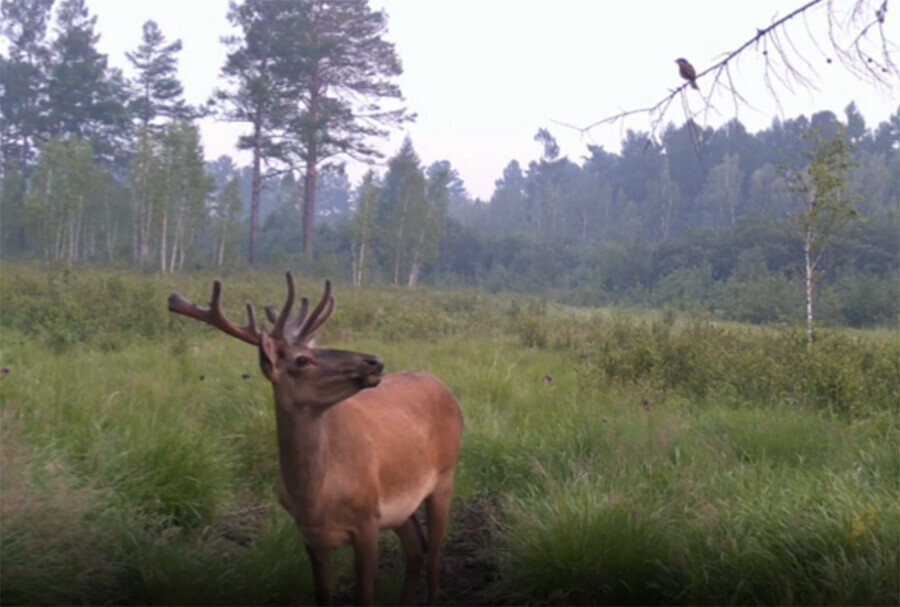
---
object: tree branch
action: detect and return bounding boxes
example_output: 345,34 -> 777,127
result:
559,0 -> 897,143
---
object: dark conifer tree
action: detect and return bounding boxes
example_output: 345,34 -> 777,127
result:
126,20 -> 191,130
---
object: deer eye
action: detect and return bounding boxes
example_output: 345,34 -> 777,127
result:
294,355 -> 311,367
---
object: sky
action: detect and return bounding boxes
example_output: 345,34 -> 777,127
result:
85,0 -> 899,200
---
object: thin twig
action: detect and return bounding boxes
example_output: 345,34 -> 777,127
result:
557,0 -> 896,148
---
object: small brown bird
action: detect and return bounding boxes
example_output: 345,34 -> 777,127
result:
675,58 -> 699,90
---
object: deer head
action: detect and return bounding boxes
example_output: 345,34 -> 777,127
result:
168,272 -> 384,411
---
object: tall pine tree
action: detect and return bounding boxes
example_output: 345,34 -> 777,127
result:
283,0 -> 412,261
44,0 -> 128,161
0,0 -> 54,173
126,20 -> 191,130
211,0 -> 297,265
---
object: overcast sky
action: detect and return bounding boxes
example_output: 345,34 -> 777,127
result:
85,0 -> 899,199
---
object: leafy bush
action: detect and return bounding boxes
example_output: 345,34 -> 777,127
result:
509,311 -> 899,417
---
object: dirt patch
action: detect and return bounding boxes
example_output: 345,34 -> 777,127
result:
439,495 -> 507,605
213,502 -> 272,548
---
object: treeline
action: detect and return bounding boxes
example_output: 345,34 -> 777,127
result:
211,110 -> 899,328
1,0 -> 897,328
1,0 -> 230,271
1,0 -> 408,268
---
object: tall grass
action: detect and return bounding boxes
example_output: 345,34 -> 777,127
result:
1,265 -> 897,605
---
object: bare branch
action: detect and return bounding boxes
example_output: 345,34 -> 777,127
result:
561,0 -> 897,144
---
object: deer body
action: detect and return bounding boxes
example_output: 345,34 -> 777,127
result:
275,371 -> 462,545
168,275 -> 463,605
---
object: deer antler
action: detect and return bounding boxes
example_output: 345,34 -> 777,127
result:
266,296 -> 309,341
270,272 -> 296,340
264,279 -> 334,344
168,280 -> 261,345
170,274 -> 334,346
298,280 -> 335,343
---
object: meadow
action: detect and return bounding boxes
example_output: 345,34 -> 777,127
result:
1,264 -> 898,605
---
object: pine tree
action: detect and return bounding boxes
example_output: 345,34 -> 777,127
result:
0,0 -> 54,172
284,0 -> 413,261
44,0 -> 128,160
211,0 -> 297,265
126,20 -> 191,130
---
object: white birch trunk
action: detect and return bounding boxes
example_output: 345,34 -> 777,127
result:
804,229 -> 815,350
160,211 -> 168,273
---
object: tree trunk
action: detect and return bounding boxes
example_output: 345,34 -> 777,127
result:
169,213 -> 182,274
217,224 -> 227,267
160,210 -> 168,273
407,212 -> 429,288
140,197 -> 153,269
392,193 -> 410,286
302,70 -> 322,263
303,157 -> 317,262
407,261 -> 421,288
249,125 -> 262,265
106,204 -> 117,261
804,229 -> 815,350
354,240 -> 365,286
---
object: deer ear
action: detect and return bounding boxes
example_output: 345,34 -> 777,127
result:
259,332 -> 280,382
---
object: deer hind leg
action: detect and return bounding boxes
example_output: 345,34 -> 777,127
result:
304,543 -> 333,606
424,474 -> 455,605
394,515 -> 427,605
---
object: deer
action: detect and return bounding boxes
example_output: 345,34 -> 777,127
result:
167,273 -> 464,606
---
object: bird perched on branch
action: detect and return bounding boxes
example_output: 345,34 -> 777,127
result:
675,57 -> 699,90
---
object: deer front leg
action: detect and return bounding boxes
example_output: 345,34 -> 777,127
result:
353,522 -> 379,606
305,543 -> 333,606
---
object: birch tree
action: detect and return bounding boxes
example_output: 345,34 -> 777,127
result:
158,123 -> 212,273
25,136 -> 101,263
213,175 -> 243,267
407,166 -> 449,287
784,126 -> 859,348
349,170 -> 379,286
129,126 -> 162,267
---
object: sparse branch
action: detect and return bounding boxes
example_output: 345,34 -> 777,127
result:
561,0 -> 897,142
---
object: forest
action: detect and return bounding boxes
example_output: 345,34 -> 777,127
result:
2,0 -> 898,329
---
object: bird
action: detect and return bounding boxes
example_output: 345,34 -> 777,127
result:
675,58 -> 699,90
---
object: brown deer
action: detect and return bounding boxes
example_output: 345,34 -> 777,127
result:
168,273 -> 464,606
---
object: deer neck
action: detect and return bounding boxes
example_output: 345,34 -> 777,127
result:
273,401 -> 329,515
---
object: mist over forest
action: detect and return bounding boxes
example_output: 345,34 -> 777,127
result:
2,0 -> 898,329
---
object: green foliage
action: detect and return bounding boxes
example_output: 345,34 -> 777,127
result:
502,487 -> 671,605
508,308 -> 898,417
43,0 -> 129,157
24,137 -> 114,263
0,266 -> 168,349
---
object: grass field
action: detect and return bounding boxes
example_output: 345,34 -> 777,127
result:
1,265 -> 898,605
